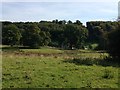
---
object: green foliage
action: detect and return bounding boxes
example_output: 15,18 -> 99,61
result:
2,24 -> 21,46
21,24 -> 51,48
106,25 -> 120,58
2,20 -> 120,51
22,24 -> 41,48
2,20 -> 88,49
39,31 -> 51,46
63,24 -> 88,49
86,21 -> 119,50
85,43 -> 98,50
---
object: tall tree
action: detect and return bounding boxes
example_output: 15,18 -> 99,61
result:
63,24 -> 88,49
67,20 -> 73,24
22,24 -> 42,48
22,23 -> 51,48
106,25 -> 120,58
2,24 -> 21,46
74,20 -> 82,25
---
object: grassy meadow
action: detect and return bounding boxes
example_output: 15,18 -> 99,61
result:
2,46 -> 119,88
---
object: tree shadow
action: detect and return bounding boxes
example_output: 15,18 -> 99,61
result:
1,46 -> 39,50
1,46 -> 35,53
2,46 -> 19,51
63,57 -> 119,67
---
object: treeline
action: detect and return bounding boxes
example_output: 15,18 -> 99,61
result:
2,20 -> 120,57
2,20 -> 88,49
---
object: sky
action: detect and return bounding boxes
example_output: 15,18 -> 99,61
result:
1,0 -> 120,25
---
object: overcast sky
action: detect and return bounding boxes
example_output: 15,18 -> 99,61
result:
1,0 -> 120,25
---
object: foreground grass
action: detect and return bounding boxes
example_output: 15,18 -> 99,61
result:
2,47 -> 119,88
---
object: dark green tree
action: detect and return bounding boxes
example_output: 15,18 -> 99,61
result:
58,20 -> 66,24
22,24 -> 42,48
22,24 -> 51,48
39,31 -> 51,46
67,20 -> 73,24
106,25 -> 120,58
2,24 -> 21,46
52,19 -> 59,24
63,24 -> 88,49
74,20 -> 82,25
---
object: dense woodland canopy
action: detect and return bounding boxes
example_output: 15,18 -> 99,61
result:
1,20 -> 120,58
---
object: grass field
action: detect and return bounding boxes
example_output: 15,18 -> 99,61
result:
2,46 -> 119,88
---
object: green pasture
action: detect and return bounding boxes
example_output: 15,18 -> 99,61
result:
2,46 -> 119,88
